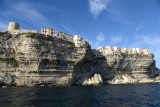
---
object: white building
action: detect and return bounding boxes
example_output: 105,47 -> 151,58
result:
127,48 -> 133,54
135,48 -> 141,54
73,35 -> 82,47
105,46 -> 114,55
113,47 -> 121,54
141,49 -> 150,55
73,35 -> 90,47
41,28 -> 57,37
121,48 -> 127,54
132,48 -> 137,54
96,46 -> 150,56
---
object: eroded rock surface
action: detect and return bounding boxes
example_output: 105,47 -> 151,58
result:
0,32 -> 158,86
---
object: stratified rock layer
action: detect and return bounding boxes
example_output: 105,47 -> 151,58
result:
0,32 -> 158,86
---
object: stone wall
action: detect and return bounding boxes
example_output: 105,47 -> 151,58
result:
8,22 -> 20,31
20,29 -> 38,33
9,29 -> 38,34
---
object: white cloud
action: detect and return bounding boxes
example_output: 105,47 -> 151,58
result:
10,2 -> 47,23
133,35 -> 160,46
136,23 -> 144,31
0,1 -> 50,27
89,0 -> 136,29
89,0 -> 110,19
96,32 -> 105,42
110,34 -> 122,43
91,32 -> 106,48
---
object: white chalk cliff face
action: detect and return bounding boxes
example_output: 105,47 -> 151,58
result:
107,74 -> 138,84
77,74 -> 103,85
0,32 -> 159,86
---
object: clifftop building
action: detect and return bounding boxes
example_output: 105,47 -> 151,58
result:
141,49 -> 149,55
41,28 -> 57,37
73,35 -> 90,47
73,35 -> 83,47
8,22 -> 20,31
40,27 -> 90,48
97,46 -> 151,56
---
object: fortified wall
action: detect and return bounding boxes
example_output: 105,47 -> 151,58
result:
8,22 -> 38,34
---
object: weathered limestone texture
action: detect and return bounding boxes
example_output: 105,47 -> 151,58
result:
0,32 -> 159,86
82,74 -> 103,85
0,32 -> 89,86
107,73 -> 138,84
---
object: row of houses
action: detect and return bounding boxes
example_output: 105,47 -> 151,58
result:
96,46 -> 150,55
41,28 -> 90,48
7,22 -> 90,48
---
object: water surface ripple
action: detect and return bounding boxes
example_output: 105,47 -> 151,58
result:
0,83 -> 160,106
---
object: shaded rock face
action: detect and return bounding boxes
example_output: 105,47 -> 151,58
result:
0,32 -> 158,86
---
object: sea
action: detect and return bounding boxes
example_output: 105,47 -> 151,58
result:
0,83 -> 160,107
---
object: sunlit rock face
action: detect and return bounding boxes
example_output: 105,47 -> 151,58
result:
0,32 -> 90,86
82,74 -> 103,85
107,74 -> 139,84
0,32 -> 158,86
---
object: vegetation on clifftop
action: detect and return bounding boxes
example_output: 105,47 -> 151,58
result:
70,44 -> 76,49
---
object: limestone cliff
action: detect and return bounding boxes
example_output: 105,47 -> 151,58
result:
0,32 -> 158,86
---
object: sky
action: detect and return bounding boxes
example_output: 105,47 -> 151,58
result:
0,0 -> 160,68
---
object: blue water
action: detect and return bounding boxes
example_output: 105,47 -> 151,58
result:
0,83 -> 160,106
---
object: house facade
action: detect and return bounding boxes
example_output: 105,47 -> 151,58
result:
41,28 -> 57,37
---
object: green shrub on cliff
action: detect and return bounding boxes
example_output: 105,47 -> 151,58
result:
0,58 -> 19,67
11,75 -> 16,78
128,54 -> 132,57
120,53 -> 125,56
70,44 -> 76,49
80,45 -> 84,48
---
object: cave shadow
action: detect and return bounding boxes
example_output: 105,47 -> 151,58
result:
71,48 -> 110,85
